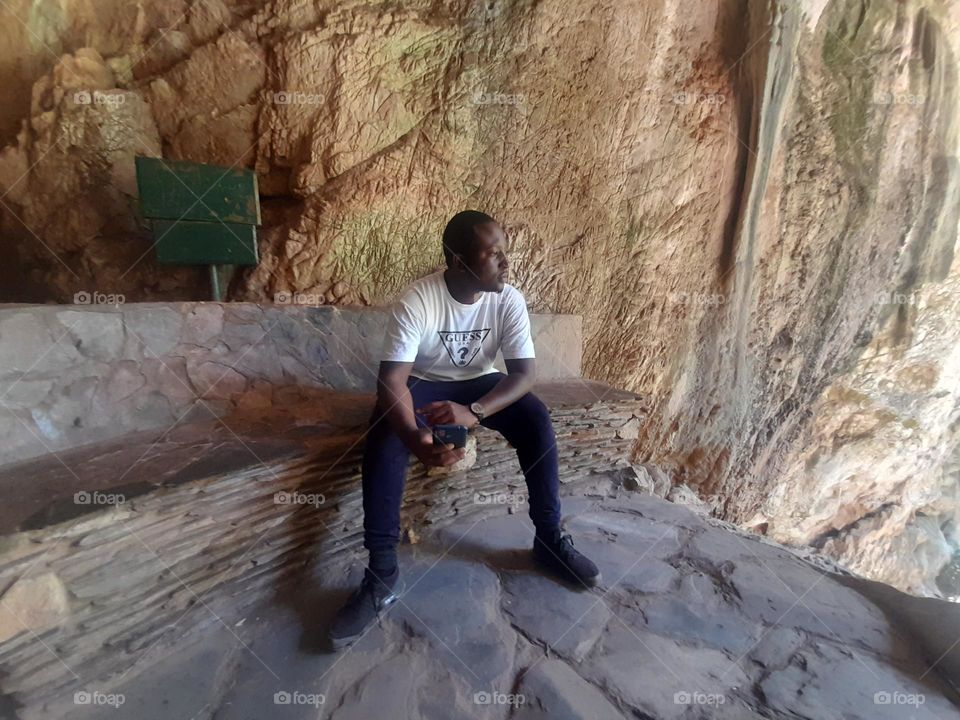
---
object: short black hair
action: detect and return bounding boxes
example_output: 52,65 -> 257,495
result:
442,210 -> 495,266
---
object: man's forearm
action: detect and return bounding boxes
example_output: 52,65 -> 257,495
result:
475,372 -> 535,417
375,378 -> 419,443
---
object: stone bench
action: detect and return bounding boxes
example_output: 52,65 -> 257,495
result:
0,303 -> 583,467
0,378 -> 644,715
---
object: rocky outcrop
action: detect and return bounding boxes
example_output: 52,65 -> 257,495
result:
0,49 -> 205,301
59,497 -> 960,720
0,1 -> 958,597
703,0 -> 960,602
762,264 -> 960,598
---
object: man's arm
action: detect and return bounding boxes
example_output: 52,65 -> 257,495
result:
376,289 -> 460,466
475,357 -> 536,415
416,358 -> 536,427
376,360 -> 465,466
376,361 -> 420,441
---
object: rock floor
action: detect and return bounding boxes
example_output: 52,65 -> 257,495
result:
61,494 -> 960,720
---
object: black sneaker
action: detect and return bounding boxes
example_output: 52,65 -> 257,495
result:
329,567 -> 402,650
532,532 -> 601,587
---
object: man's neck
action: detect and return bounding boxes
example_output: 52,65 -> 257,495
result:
442,268 -> 483,304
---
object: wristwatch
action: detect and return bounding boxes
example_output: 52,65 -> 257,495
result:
469,402 -> 486,422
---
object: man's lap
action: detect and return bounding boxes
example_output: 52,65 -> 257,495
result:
406,371 -> 504,407
365,371 -> 546,435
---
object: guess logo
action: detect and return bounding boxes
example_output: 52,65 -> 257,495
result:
438,329 -> 490,367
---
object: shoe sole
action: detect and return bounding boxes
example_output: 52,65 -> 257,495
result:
532,552 -> 602,588
330,581 -> 404,651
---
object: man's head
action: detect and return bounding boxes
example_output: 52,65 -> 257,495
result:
442,210 -> 510,292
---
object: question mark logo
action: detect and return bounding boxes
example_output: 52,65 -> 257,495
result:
457,347 -> 469,365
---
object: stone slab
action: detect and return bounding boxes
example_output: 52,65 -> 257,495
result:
0,304 -> 587,465
501,571 -> 610,662
19,501 -> 957,720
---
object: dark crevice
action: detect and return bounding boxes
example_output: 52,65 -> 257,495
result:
718,93 -> 753,288
809,502 -> 899,550
913,8 -> 937,72
715,0 -> 758,289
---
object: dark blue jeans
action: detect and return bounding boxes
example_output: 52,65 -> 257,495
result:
361,372 -> 562,560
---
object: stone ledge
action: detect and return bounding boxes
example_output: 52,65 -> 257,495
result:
0,379 -> 637,535
0,304 -> 583,466
0,379 -> 644,713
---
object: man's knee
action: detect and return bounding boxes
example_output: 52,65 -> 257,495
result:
521,392 -> 551,422
363,413 -> 407,465
508,393 -> 554,440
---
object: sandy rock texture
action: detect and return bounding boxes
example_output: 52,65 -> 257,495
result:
0,0 -> 958,596
763,252 -> 960,598
0,48 -> 203,300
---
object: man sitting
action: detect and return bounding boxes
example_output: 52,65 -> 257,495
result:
329,210 -> 600,649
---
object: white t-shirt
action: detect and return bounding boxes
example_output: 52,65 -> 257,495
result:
381,270 -> 536,381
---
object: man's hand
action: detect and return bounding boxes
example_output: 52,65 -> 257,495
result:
416,400 -> 479,428
405,428 -> 465,467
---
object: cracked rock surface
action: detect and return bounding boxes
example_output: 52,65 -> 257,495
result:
63,494 -> 960,720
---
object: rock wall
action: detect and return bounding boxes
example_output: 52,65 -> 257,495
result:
762,245 -> 960,598
0,0 -> 958,597
730,0 -> 960,599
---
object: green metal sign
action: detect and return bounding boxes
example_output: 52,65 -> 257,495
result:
152,220 -> 258,266
135,156 -> 262,299
135,157 -> 261,225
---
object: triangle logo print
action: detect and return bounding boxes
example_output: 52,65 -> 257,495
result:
438,328 -> 490,367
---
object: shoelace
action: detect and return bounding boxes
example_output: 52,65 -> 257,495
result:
556,533 -> 576,559
359,574 -> 392,627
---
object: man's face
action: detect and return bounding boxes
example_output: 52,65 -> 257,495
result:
461,221 -> 510,292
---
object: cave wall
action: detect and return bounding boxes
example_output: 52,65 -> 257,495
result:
724,0 -> 960,598
0,0 -> 958,596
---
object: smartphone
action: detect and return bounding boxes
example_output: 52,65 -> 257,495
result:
432,424 -> 468,449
